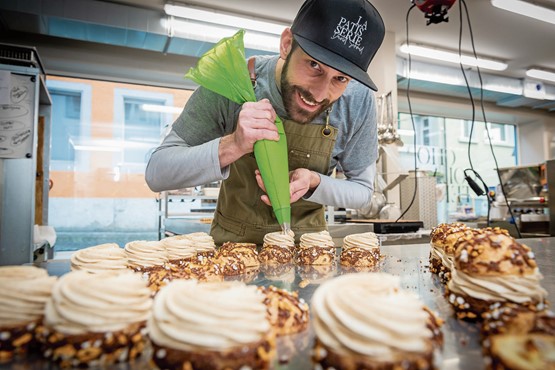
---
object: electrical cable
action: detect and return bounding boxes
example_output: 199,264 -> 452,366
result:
460,0 -> 522,237
395,3 -> 419,223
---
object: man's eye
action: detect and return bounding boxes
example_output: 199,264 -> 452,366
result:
309,60 -> 319,69
337,76 -> 349,83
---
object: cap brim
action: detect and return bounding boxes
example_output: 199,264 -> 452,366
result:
294,34 -> 378,91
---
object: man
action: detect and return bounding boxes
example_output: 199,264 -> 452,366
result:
146,0 -> 385,245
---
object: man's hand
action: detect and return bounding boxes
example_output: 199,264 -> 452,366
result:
219,99 -> 279,168
255,168 -> 321,206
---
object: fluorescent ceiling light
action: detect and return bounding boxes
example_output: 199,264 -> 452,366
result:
141,104 -> 182,114
491,0 -> 555,26
400,43 -> 508,71
164,3 -> 288,35
526,68 -> 555,83
163,18 -> 280,52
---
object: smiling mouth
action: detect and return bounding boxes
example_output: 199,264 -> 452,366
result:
298,92 -> 319,108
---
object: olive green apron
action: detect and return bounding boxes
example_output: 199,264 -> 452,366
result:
210,119 -> 338,245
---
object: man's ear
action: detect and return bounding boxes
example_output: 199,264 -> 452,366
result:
279,28 -> 293,59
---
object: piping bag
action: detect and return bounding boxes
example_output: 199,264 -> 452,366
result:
185,29 -> 291,233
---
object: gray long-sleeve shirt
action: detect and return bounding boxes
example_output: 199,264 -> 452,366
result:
145,55 -> 378,210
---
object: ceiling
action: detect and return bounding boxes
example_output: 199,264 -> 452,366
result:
1,0 -> 554,112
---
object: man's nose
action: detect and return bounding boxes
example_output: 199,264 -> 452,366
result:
309,79 -> 332,103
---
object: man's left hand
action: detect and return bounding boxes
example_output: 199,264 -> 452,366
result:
255,168 -> 321,205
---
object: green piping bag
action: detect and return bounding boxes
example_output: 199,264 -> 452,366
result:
185,29 -> 291,231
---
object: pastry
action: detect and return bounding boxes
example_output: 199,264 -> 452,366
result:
70,243 -> 127,274
215,242 -> 259,276
340,232 -> 380,268
38,270 -> 151,367
446,232 -> 547,321
217,242 -> 260,268
124,240 -> 168,276
296,231 -> 336,265
148,280 -> 275,370
311,273 -> 443,370
259,285 -> 309,336
487,333 -> 554,370
482,303 -> 554,339
0,266 -> 57,361
162,232 -> 216,265
258,230 -> 295,265
429,223 -> 469,282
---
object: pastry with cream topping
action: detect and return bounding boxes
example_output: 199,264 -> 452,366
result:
259,286 -> 309,336
38,270 -> 152,367
340,232 -> 380,268
311,273 -> 443,370
215,242 -> 259,276
259,231 -> 295,265
148,280 -> 275,370
0,266 -> 57,361
429,223 -> 469,283
446,232 -> 548,321
124,240 -> 168,275
162,232 -> 216,266
296,230 -> 336,265
70,243 -> 127,274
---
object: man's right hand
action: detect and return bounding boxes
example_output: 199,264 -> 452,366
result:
218,99 -> 279,168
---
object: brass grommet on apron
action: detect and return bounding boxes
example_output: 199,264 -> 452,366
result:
322,107 -> 332,137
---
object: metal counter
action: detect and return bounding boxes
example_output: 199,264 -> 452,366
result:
4,237 -> 554,370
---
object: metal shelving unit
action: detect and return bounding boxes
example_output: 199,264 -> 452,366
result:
157,191 -> 218,240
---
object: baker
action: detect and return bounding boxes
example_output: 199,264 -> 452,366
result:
145,0 -> 386,245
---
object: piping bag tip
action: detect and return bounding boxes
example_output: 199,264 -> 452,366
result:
280,222 -> 291,235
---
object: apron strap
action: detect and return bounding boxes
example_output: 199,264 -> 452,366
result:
248,57 -> 257,88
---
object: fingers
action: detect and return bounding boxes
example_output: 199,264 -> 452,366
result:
255,169 -> 272,206
234,100 -> 279,155
254,169 -> 267,192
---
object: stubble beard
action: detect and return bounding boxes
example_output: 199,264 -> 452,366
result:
280,55 -> 332,124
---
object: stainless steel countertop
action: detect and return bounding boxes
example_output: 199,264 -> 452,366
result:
6,237 -> 554,370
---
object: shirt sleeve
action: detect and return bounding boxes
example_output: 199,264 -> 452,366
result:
145,87 -> 238,192
304,162 -> 376,209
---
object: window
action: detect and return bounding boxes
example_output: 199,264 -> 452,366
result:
485,122 -> 515,146
47,80 -> 92,171
46,76 -> 193,252
114,89 -> 174,172
123,97 -> 164,165
398,113 -> 517,223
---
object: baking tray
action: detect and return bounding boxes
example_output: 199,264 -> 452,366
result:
3,237 -> 554,370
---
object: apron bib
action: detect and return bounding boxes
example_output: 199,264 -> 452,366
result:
210,119 -> 338,245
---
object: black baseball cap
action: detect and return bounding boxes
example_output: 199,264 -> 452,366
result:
291,0 -> 385,91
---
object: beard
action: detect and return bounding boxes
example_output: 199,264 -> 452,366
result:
280,56 -> 332,124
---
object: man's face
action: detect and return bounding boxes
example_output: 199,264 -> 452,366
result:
280,45 -> 352,124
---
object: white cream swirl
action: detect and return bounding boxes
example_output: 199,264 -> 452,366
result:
44,270 -> 151,335
429,243 -> 453,270
70,243 -> 128,273
343,232 -> 379,251
263,230 -> 295,249
0,266 -> 57,326
124,240 -> 168,268
299,231 -> 334,249
148,280 -> 270,351
447,268 -> 548,304
163,233 -> 216,260
311,273 -> 433,359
